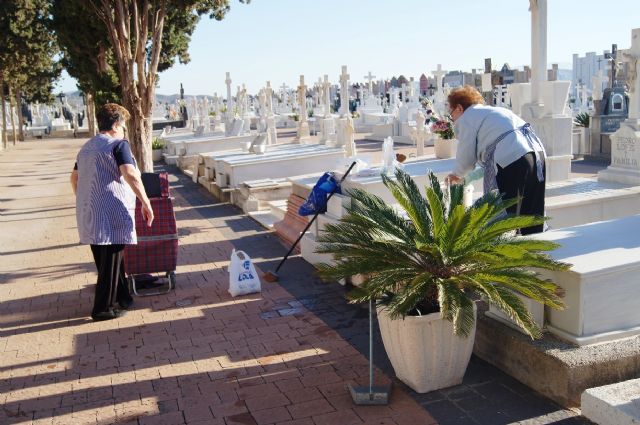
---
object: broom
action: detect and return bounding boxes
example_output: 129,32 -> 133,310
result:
263,160 -> 357,282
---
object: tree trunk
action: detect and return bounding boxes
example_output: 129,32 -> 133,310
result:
96,0 -> 165,173
16,88 -> 24,142
129,111 -> 153,172
9,86 -> 17,146
0,74 -> 6,150
86,92 -> 97,136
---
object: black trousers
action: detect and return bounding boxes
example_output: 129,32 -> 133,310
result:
496,152 -> 546,235
89,244 -> 132,315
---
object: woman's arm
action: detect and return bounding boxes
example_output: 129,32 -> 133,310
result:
70,169 -> 78,195
119,164 -> 154,226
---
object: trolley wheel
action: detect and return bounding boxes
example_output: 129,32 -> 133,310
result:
167,271 -> 176,290
128,275 -> 140,296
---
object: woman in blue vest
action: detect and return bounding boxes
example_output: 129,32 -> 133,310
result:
445,86 -> 546,235
70,104 -> 154,321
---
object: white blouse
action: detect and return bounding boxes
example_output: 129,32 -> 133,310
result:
452,104 -> 537,177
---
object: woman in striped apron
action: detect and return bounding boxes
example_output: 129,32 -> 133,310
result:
70,104 -> 154,321
445,86 -> 546,235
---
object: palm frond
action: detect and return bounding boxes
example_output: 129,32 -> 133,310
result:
315,169 -> 570,338
381,170 -> 432,241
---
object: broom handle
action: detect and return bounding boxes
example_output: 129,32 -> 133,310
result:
369,298 -> 374,395
274,161 -> 357,274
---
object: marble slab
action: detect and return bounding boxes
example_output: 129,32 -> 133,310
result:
215,144 -> 345,188
163,133 -> 256,156
546,177 -> 640,229
533,214 -> 640,345
335,157 -> 484,203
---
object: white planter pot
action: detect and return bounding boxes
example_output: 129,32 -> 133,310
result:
377,305 -> 476,393
434,137 -> 458,159
152,149 -> 163,162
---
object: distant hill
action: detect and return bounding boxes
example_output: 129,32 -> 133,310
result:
61,92 -> 218,104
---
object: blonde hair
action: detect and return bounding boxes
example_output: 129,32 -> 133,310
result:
448,85 -> 485,111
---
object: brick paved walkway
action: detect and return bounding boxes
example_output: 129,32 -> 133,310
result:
0,138 -> 434,425
0,137 -> 592,425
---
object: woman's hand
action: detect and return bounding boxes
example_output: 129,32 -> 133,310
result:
141,202 -> 154,227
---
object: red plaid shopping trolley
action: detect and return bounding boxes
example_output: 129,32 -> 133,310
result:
124,172 -> 178,296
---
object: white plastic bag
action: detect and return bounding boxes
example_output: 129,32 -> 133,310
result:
228,249 -> 261,297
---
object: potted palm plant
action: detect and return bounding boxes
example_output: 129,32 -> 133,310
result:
316,169 -> 568,393
152,137 -> 164,162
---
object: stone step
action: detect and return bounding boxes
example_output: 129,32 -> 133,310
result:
267,200 -> 287,221
581,378 -> 640,425
162,154 -> 179,165
248,210 -> 281,230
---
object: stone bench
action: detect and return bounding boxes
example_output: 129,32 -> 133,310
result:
581,378 -> 640,425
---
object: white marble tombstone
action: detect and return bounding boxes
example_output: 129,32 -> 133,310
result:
432,64 -> 447,117
265,81 -> 277,145
320,75 -> 335,144
339,65 -> 350,117
225,72 -> 233,120
518,0 -> 573,183
410,110 -> 430,157
591,70 -> 606,102
295,75 -> 311,143
598,28 -> 640,185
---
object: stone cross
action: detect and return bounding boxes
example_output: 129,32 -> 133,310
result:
316,77 -> 323,107
581,84 -> 589,110
591,69 -> 607,101
605,44 -> 619,89
322,75 -> 332,118
266,81 -> 274,115
258,89 -> 267,118
410,110 -> 429,156
528,0 -> 548,107
364,71 -> 376,95
212,92 -> 220,112
225,72 -> 233,114
339,65 -> 350,117
297,75 -> 308,123
235,85 -> 242,116
408,81 -> 416,104
241,84 -> 248,116
621,28 -> 640,121
574,82 -> 582,108
432,64 -> 447,92
280,83 -> 289,105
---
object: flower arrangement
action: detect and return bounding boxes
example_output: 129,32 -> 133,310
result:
432,118 -> 455,140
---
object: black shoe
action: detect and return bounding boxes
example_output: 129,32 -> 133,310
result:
119,298 -> 134,310
91,309 -> 127,322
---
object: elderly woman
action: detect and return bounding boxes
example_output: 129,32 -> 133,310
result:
445,85 -> 546,235
70,103 -> 154,321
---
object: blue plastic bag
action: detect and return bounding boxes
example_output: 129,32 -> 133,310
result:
298,172 -> 341,216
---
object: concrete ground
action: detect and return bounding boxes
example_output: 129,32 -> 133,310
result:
0,136 -> 598,425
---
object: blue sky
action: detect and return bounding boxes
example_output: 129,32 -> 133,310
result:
56,0 -> 640,96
